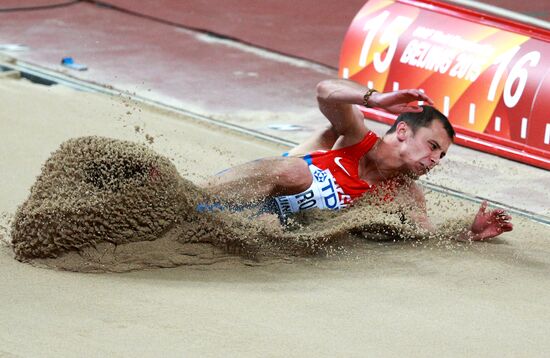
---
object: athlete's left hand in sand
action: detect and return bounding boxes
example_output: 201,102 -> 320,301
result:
468,201 -> 514,241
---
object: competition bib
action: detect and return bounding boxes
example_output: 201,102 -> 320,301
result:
273,165 -> 342,217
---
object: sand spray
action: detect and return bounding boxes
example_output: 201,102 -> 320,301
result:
10,137 -> 476,272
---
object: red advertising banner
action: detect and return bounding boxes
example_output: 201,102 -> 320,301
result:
339,0 -> 550,170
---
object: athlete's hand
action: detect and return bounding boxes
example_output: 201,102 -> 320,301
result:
469,201 -> 513,241
369,89 -> 434,114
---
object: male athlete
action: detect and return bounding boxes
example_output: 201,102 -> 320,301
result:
202,79 -> 513,241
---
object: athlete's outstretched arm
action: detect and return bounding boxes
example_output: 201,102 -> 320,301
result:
406,184 -> 513,241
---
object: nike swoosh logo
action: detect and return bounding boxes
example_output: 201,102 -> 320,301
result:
334,157 -> 351,176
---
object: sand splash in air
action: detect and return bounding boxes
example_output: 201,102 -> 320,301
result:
10,136 -> 467,272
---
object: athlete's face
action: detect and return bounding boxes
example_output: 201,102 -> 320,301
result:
397,120 -> 452,177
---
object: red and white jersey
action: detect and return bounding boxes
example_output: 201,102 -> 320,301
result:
274,131 -> 380,217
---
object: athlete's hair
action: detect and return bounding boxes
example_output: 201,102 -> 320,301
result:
386,105 -> 455,140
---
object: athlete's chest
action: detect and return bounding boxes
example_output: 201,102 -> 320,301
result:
273,162 -> 375,217
310,153 -> 370,192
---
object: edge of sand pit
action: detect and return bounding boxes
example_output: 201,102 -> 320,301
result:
2,57 -> 549,228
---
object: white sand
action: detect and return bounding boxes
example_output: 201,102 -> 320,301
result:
1,77 -> 550,357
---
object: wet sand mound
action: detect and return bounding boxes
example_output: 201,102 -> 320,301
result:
9,136 -> 292,270
11,137 -> 188,259
11,136 -> 460,272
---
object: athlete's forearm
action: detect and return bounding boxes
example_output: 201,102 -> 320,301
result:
456,229 -> 482,242
316,79 -> 377,107
432,217 -> 477,241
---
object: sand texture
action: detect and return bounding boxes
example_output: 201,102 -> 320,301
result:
1,77 -> 550,356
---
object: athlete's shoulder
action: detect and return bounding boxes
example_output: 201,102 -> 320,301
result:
337,130 -> 379,158
361,130 -> 379,144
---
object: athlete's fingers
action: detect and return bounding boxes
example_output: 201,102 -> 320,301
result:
501,223 -> 514,231
493,211 -> 511,222
497,214 -> 512,222
479,200 -> 488,214
404,105 -> 423,113
415,90 -> 434,105
401,89 -> 433,104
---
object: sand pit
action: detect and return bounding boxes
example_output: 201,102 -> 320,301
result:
1,76 -> 550,356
